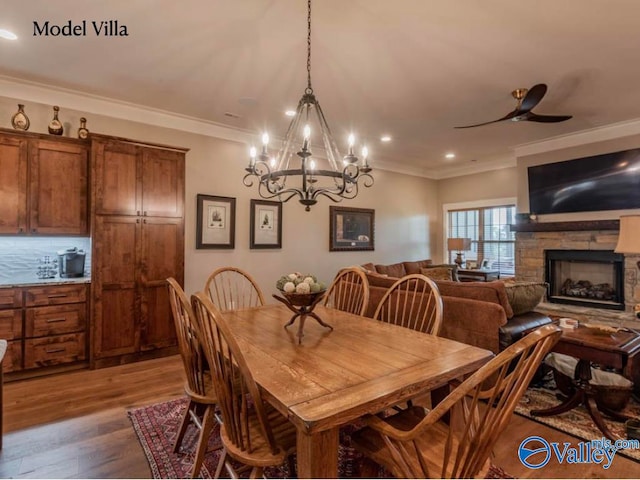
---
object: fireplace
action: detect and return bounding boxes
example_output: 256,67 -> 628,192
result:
545,249 -> 625,311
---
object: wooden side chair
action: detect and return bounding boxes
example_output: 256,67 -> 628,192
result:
373,273 -> 444,335
191,292 -> 297,479
204,267 -> 265,311
323,267 -> 370,316
166,278 -> 218,478
351,324 -> 562,478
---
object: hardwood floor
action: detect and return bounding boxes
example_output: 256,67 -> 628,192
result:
0,355 -> 638,478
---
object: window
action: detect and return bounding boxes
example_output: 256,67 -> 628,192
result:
447,204 -> 516,276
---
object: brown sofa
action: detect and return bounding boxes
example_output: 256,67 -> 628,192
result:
360,260 -> 552,354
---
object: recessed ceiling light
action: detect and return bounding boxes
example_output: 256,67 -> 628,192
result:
285,110 -> 296,117
0,29 -> 17,40
380,135 -> 392,142
445,152 -> 456,159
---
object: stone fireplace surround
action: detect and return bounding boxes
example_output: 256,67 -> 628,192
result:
514,220 -> 640,329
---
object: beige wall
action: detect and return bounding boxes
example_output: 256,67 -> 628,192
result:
434,166 -> 518,261
1,96 -> 438,297
516,133 -> 640,221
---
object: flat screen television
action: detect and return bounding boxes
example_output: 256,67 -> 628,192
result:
527,148 -> 640,215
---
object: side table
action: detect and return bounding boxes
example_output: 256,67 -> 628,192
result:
531,325 -> 640,441
457,269 -> 500,282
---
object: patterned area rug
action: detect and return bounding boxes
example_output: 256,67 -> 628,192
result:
128,397 -> 513,478
515,385 -> 640,462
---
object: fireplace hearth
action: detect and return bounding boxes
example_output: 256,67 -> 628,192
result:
545,249 -> 624,311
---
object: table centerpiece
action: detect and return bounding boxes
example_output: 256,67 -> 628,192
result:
273,272 -> 332,343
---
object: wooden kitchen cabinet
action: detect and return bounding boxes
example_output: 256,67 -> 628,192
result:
29,139 -> 88,234
23,284 -> 88,370
0,284 -> 88,376
0,134 -> 28,234
0,128 -> 89,236
92,136 -> 184,218
90,135 -> 186,368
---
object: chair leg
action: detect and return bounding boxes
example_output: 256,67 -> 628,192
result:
173,399 -> 195,453
360,457 -> 380,477
213,448 -> 227,479
250,466 -> 264,479
287,454 -> 297,477
190,406 -> 216,479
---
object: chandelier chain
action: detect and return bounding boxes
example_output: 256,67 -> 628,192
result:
306,0 -> 312,94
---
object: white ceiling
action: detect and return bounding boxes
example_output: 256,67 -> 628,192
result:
3,0 -> 640,178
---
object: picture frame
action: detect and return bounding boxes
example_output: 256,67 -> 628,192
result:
329,206 -> 375,252
250,199 -> 282,249
196,194 -> 236,249
465,260 -> 478,269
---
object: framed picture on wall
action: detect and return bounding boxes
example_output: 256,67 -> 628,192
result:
250,199 -> 282,249
329,206 -> 375,251
196,194 -> 236,249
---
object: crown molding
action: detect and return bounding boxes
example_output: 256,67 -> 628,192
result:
0,74 -> 254,145
514,117 -> 640,158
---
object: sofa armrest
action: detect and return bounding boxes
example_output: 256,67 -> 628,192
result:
439,296 -> 507,354
499,311 -> 553,351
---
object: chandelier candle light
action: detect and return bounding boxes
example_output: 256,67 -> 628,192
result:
243,0 -> 374,211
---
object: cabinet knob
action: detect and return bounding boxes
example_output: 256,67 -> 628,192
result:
32,228 -> 37,233
136,218 -> 140,224
143,219 -> 147,224
18,227 -> 23,233
137,210 -> 141,216
143,211 -> 147,216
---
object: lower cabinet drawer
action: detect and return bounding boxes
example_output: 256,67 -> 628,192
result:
3,340 -> 23,373
24,284 -> 87,307
0,309 -> 23,339
24,333 -> 86,369
25,303 -> 86,337
0,288 -> 22,310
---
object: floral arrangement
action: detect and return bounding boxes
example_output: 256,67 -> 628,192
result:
276,272 -> 326,295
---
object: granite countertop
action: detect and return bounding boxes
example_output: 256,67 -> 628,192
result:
0,272 -> 91,288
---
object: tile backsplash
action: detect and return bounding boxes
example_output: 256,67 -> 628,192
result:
0,237 -> 91,282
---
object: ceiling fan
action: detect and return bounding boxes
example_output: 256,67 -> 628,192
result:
455,83 -> 572,129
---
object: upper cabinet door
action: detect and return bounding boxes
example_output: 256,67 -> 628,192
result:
93,140 -> 141,216
29,140 -> 88,235
141,148 -> 185,218
0,135 -> 28,234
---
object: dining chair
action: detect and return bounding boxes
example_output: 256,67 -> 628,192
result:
190,291 -> 297,479
351,324 -> 561,478
166,278 -> 218,478
323,267 -> 370,316
204,267 -> 265,311
373,273 -> 444,335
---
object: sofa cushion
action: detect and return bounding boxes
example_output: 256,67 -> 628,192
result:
424,263 -> 460,282
360,262 -> 376,273
504,281 -> 548,316
365,272 -> 397,289
498,311 -> 553,350
403,259 -> 433,274
420,266 -> 454,281
375,262 -> 407,278
435,280 -> 514,318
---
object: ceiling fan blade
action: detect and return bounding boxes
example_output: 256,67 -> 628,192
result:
454,109 -> 518,129
520,83 -> 547,112
526,113 -> 573,123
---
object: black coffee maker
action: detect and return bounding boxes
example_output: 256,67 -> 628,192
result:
57,247 -> 86,278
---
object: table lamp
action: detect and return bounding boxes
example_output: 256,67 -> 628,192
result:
614,215 -> 640,270
447,237 -> 472,267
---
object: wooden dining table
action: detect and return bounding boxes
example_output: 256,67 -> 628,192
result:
223,303 -> 493,478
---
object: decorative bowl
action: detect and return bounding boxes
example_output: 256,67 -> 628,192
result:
280,290 -> 326,307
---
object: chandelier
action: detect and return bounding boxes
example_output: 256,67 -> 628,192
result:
243,0 -> 374,211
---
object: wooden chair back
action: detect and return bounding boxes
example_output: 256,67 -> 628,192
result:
373,273 -> 443,335
323,267 -> 370,316
204,267 -> 265,311
190,292 -> 280,456
357,324 -> 561,478
167,277 -> 207,398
